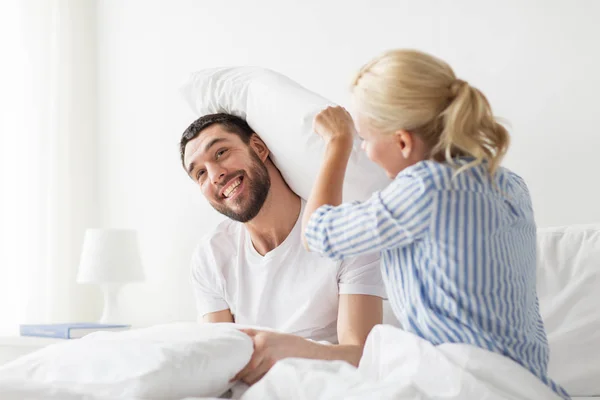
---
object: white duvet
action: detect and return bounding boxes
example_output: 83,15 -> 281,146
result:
241,324 -> 562,400
0,324 -> 563,400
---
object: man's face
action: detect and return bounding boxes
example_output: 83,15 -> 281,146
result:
184,124 -> 271,222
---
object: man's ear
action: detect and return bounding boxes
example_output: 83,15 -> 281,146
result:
249,134 -> 270,162
393,130 -> 413,159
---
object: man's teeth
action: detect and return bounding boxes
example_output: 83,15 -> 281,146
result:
223,178 -> 242,198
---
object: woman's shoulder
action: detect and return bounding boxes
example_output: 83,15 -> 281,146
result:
396,159 -> 529,194
395,160 -> 463,190
495,166 -> 532,198
396,160 -> 446,180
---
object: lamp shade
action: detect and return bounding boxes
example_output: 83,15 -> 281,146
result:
77,229 -> 145,284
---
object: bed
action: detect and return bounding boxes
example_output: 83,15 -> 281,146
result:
0,224 -> 598,399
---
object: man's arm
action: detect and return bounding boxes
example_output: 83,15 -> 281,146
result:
338,294 -> 383,346
233,294 -> 382,385
203,309 -> 234,323
300,294 -> 382,365
191,239 -> 233,321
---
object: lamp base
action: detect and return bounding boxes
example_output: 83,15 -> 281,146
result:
99,283 -> 123,324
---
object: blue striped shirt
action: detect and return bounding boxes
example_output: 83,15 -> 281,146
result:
306,159 -> 569,399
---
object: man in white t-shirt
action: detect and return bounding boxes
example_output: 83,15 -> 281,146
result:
180,113 -> 385,385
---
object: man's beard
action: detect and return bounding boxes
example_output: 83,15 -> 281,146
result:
210,152 -> 271,223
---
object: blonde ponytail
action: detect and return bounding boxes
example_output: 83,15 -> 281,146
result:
436,80 -> 509,175
352,49 -> 510,176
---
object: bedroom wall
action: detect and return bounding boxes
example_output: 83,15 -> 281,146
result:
95,0 -> 600,326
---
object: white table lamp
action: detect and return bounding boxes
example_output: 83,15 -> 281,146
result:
77,229 -> 145,324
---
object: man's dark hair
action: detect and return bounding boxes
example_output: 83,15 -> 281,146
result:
179,113 -> 255,169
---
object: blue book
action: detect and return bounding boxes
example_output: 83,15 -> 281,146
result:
19,323 -> 130,339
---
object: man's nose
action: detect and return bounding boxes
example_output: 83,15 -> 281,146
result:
208,165 -> 226,185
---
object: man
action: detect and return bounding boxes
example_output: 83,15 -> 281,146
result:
180,113 -> 385,385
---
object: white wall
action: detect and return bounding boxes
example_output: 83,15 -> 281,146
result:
96,0 -> 600,325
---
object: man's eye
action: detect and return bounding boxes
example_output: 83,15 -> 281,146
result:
216,149 -> 227,158
196,170 -> 205,180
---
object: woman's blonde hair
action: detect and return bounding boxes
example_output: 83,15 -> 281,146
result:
352,49 -> 509,176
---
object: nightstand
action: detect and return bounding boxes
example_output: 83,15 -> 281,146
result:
0,336 -> 65,366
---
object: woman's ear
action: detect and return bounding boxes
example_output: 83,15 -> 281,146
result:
249,134 -> 270,162
393,130 -> 413,159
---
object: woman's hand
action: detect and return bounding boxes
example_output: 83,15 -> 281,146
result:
313,106 -> 356,148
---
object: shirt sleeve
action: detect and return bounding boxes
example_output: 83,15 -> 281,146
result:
190,242 -> 230,320
337,252 -> 387,299
305,173 -> 433,260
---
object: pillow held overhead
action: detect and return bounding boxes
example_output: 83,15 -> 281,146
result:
180,66 -> 390,202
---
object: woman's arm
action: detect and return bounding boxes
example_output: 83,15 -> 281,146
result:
301,106 -> 356,249
302,137 -> 353,248
302,106 -> 433,260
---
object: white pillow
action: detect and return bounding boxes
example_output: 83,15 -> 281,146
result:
537,225 -> 600,396
0,322 -> 253,399
180,66 -> 390,202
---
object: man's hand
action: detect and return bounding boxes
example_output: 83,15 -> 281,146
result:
231,329 -> 313,386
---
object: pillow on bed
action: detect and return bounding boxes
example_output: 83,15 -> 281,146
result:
537,225 -> 600,397
0,322 -> 253,399
180,66 -> 390,202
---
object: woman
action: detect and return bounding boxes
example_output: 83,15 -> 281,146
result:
301,49 -> 569,399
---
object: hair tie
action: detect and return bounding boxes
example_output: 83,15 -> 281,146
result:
450,79 -> 468,98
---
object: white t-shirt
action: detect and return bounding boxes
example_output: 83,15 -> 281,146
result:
191,202 -> 386,343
